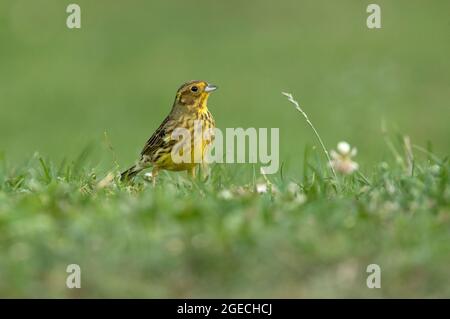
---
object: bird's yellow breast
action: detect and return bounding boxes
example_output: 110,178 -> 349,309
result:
154,113 -> 215,171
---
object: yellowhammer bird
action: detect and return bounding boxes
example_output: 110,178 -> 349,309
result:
121,80 -> 217,183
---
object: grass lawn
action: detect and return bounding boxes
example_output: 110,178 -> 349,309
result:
0,1 -> 449,298
0,145 -> 448,298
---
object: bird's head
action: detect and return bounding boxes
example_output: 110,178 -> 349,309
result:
174,80 -> 217,113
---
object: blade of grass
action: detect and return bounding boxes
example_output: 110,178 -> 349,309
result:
39,157 -> 52,183
412,144 -> 441,164
403,136 -> 414,176
282,92 -> 338,182
381,120 -> 404,167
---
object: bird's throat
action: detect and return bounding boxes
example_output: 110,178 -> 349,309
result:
196,93 -> 209,114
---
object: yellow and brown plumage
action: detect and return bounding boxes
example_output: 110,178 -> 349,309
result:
121,80 -> 217,182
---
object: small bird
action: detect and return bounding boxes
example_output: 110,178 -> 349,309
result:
121,80 -> 217,183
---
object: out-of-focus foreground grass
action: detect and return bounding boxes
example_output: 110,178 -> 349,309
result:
0,149 -> 448,297
0,0 -> 449,298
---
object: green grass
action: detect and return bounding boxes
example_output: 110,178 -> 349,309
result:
0,143 -> 448,298
0,1 -> 449,298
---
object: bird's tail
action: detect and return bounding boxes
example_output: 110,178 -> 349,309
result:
120,164 -> 142,181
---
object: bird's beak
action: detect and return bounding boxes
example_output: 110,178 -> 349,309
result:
204,84 -> 218,93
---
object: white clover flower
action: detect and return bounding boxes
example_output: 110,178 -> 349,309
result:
430,165 -> 440,175
329,141 -> 359,175
256,183 -> 268,194
143,172 -> 153,182
218,189 -> 234,200
287,182 -> 300,195
337,141 -> 351,155
294,193 -> 307,205
286,182 -> 306,205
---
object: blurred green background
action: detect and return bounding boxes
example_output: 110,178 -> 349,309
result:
0,0 -> 449,175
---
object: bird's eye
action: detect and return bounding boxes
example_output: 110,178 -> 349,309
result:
191,86 -> 198,92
